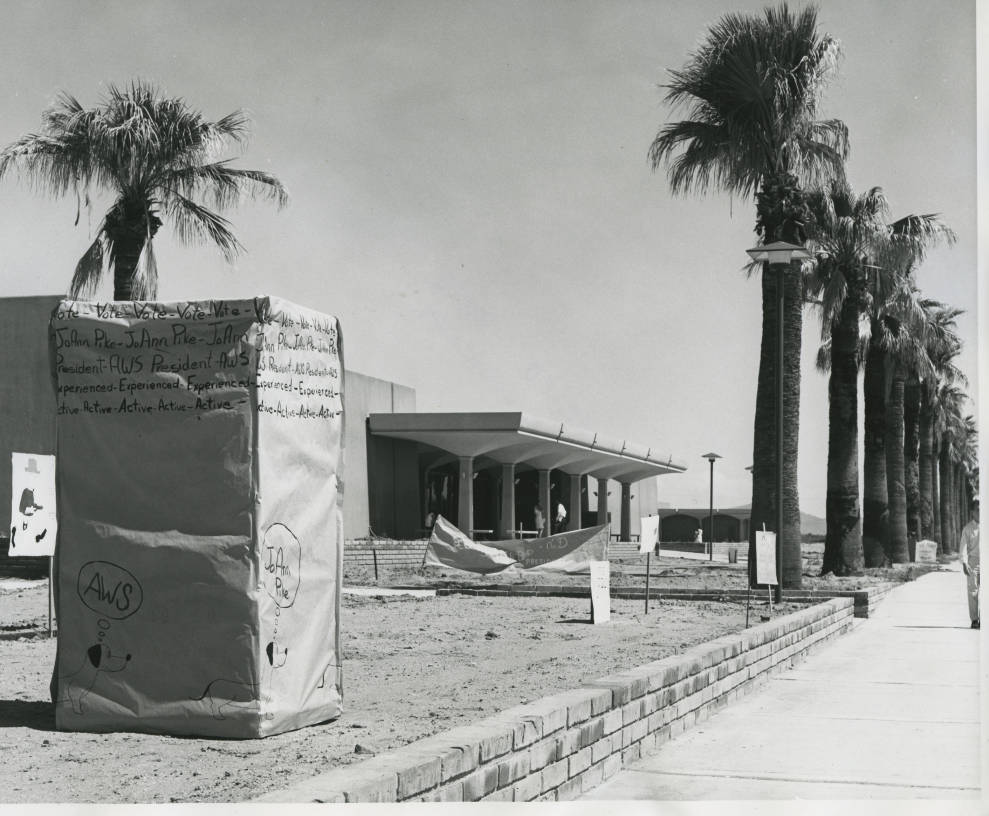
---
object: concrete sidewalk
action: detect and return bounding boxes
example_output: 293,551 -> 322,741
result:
582,565 -> 983,801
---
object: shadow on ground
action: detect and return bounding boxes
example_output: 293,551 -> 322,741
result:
0,699 -> 54,731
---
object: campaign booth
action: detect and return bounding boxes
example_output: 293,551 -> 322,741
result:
48,297 -> 344,738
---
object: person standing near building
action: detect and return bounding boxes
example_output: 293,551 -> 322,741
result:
534,504 -> 545,536
959,498 -> 980,629
554,501 -> 567,533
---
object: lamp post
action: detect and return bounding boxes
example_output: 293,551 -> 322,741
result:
702,453 -> 721,561
745,241 -> 811,602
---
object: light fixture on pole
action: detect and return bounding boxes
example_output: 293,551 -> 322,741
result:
746,241 -> 811,601
702,453 -> 722,561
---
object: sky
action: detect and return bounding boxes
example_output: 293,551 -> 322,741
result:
0,0 -> 980,518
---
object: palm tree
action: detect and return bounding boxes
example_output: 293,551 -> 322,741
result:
859,218 -> 954,566
806,183 -> 954,573
806,184 -> 890,575
0,81 -> 287,300
880,289 -> 959,563
934,382 -> 967,552
918,306 -> 965,545
649,3 -> 848,589
948,413 -> 979,547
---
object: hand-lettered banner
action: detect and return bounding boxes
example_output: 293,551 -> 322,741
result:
423,515 -> 520,573
424,516 -> 608,574
49,297 -> 344,739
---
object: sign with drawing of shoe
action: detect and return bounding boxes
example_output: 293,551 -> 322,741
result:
9,452 -> 57,557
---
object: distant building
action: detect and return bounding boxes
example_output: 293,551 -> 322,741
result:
656,506 -> 752,543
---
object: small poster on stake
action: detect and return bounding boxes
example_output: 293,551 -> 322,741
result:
755,529 -> 778,586
639,516 -> 660,555
915,540 -> 938,564
589,560 -> 610,624
9,453 -> 57,557
639,515 -> 660,613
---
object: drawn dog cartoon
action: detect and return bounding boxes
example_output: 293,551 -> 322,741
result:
57,643 -> 132,715
192,678 -> 260,720
266,640 -> 288,668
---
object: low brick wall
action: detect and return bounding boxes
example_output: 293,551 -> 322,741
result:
255,596 -> 855,803
428,583 -> 891,619
343,539 -> 426,576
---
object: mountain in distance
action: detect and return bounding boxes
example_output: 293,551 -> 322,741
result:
800,511 -> 826,537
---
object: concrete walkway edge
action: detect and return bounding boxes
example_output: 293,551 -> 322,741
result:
580,565 -> 984,804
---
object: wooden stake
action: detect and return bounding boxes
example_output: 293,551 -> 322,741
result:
645,552 -> 651,614
48,555 -> 54,637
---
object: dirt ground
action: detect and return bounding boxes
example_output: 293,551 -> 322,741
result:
0,555 -> 923,804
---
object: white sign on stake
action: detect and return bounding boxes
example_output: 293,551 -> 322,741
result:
755,530 -> 778,586
639,516 -> 660,555
915,540 -> 938,564
9,453 -> 57,557
589,560 -> 610,624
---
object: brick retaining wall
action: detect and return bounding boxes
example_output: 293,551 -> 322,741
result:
255,596 -> 855,803
343,539 -> 426,575
431,583 -> 891,619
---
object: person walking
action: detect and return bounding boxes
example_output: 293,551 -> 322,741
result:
959,497 -> 980,629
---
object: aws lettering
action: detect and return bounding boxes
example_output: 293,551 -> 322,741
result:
83,571 -> 135,611
76,561 -> 144,620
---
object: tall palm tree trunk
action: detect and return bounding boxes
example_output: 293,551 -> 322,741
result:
885,369 -> 910,563
749,261 -> 803,590
107,200 -> 159,300
821,301 -> 862,575
862,338 -> 888,566
931,434 -> 942,554
903,380 -> 921,558
918,393 -> 935,540
939,445 -> 954,552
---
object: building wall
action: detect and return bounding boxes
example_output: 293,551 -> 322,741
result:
342,371 -> 417,540
0,295 -> 62,531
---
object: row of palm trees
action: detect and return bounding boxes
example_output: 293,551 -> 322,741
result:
649,3 -> 977,585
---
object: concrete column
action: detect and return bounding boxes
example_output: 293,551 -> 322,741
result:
538,469 -> 551,536
596,477 -> 609,527
568,472 -> 583,531
620,482 -> 632,542
457,455 -> 474,535
500,463 -> 515,538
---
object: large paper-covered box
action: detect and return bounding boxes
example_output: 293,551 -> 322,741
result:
48,297 -> 344,738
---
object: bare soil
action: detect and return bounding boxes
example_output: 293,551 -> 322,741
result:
0,555 -> 923,804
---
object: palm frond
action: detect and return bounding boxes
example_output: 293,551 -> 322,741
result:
68,232 -> 106,299
163,161 -> 288,209
815,338 -> 831,373
165,194 -> 243,261
131,237 -> 158,300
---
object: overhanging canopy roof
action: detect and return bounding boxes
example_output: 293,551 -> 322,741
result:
368,412 -> 687,483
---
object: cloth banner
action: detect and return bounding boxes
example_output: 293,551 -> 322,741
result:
424,516 -> 608,574
9,452 -> 57,557
639,516 -> 660,555
49,297 -> 344,739
424,515 -> 520,573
